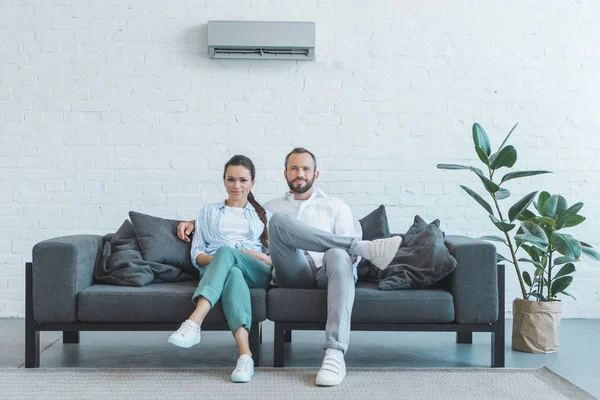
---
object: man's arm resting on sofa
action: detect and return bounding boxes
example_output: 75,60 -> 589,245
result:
32,235 -> 104,323
444,235 -> 498,324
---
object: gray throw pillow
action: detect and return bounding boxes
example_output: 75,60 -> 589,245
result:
129,211 -> 195,273
357,205 -> 391,281
402,215 -> 440,247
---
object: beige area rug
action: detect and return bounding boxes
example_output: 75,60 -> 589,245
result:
0,367 -> 594,400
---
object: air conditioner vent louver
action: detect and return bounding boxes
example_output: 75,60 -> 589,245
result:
208,21 -> 315,60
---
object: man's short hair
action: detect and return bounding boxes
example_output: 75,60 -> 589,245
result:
284,147 -> 317,171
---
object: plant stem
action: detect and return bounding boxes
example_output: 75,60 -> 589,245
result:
492,194 -> 528,299
547,250 -> 553,302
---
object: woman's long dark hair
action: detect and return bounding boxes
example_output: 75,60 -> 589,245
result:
223,155 -> 268,249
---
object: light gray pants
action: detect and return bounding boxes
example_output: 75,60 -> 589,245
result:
268,213 -> 360,353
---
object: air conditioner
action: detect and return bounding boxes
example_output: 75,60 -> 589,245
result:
207,21 -> 315,60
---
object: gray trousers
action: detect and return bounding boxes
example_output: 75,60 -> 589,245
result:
268,213 -> 360,353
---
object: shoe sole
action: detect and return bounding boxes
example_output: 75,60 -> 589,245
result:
231,370 -> 254,383
315,376 -> 345,386
167,336 -> 200,348
372,236 -> 402,270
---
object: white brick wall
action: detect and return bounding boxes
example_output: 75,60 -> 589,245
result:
1,0 -> 599,318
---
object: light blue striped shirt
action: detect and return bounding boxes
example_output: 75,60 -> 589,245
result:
190,201 -> 271,269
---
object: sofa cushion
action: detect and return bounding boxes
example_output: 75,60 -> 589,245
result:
267,282 -> 454,324
402,215 -> 440,247
77,281 -> 267,323
128,211 -> 195,273
357,205 -> 391,281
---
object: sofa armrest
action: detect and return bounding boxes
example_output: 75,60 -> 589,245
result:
444,235 -> 498,324
32,235 -> 104,323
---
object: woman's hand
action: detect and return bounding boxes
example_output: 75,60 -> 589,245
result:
241,250 -> 272,267
177,221 -> 195,242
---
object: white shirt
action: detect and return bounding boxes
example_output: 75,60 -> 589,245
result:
263,189 -> 362,271
220,206 -> 252,242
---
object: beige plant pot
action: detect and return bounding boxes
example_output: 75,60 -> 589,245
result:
512,298 -> 562,353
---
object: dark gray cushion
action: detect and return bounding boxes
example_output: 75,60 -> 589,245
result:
78,281 -> 267,323
357,205 -> 390,281
267,282 -> 454,323
129,211 -> 195,273
402,215 -> 440,247
378,222 -> 456,289
96,220 -> 198,286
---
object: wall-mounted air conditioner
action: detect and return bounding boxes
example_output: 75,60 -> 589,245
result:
207,21 -> 315,60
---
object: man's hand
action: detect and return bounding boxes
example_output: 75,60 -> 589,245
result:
177,221 -> 195,242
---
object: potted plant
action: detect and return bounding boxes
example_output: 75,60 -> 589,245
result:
437,122 -> 600,353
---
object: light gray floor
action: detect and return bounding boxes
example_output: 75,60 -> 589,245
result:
1,318 -> 598,398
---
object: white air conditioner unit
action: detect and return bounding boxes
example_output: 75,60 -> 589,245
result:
207,21 -> 315,60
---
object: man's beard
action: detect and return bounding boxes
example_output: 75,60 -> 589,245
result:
287,177 -> 315,194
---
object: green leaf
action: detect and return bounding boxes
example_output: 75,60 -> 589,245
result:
581,246 -> 600,261
536,191 -> 551,214
500,170 -> 552,184
528,292 -> 544,300
498,122 -> 519,153
459,185 -> 494,215
490,215 -> 516,232
533,216 -> 556,227
471,170 -> 500,193
580,241 -> 593,248
515,234 -> 548,250
508,191 -> 538,222
516,209 -> 536,222
490,145 -> 517,170
523,271 -> 532,287
437,164 -> 473,170
496,188 -> 511,200
554,263 -> 575,279
558,215 -> 586,229
480,235 -> 508,245
553,256 -> 574,265
518,258 -> 544,269
561,290 -> 576,300
521,221 -> 549,246
521,244 -> 542,261
472,123 -> 491,156
564,202 -> 584,216
551,276 -> 573,296
542,195 -> 568,219
551,233 -> 582,260
475,146 -> 490,167
497,253 -> 513,264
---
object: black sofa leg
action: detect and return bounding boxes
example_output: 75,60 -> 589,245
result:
284,330 -> 292,343
250,322 -> 260,367
457,332 -> 472,344
25,328 -> 39,368
492,264 -> 506,368
274,323 -> 285,367
491,328 -> 505,367
25,262 -> 39,368
63,331 -> 80,344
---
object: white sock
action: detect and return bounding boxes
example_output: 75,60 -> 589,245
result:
353,240 -> 371,258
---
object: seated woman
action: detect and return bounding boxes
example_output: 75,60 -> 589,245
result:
168,155 -> 272,384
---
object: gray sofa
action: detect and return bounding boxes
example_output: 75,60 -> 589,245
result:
26,233 -> 504,369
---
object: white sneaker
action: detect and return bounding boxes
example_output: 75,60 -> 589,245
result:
168,320 -> 201,348
364,236 -> 402,270
231,354 -> 254,383
316,349 -> 346,386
